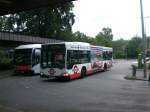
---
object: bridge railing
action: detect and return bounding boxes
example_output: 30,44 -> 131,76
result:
0,32 -> 63,44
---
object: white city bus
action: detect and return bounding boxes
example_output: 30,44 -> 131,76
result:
40,42 -> 113,80
90,45 -> 113,72
14,44 -> 41,74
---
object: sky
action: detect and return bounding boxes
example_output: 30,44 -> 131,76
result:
72,0 -> 150,40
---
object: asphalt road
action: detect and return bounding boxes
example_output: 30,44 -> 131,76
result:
0,60 -> 150,112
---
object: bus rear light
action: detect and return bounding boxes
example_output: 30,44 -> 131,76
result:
15,65 -> 31,71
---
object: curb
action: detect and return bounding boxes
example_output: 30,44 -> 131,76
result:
0,70 -> 13,79
124,75 -> 148,81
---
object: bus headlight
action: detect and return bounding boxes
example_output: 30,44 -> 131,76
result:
64,72 -> 69,76
40,72 -> 44,75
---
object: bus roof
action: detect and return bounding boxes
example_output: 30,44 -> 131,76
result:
43,42 -> 91,51
91,45 -> 113,52
91,45 -> 103,51
44,42 -> 89,45
102,46 -> 113,51
15,44 -> 41,49
43,42 -> 113,51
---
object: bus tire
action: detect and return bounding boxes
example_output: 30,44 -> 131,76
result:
103,64 -> 107,72
80,67 -> 86,78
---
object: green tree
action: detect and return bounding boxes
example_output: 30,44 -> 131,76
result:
72,31 -> 95,44
73,31 -> 87,42
127,37 -> 142,58
95,27 -> 113,47
113,38 -> 128,59
0,2 -> 74,40
0,16 -> 15,32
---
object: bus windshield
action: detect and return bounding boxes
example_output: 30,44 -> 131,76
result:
41,44 -> 65,69
14,49 -> 32,65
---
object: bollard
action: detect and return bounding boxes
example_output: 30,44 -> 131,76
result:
132,65 -> 136,77
138,53 -> 142,68
148,73 -> 150,81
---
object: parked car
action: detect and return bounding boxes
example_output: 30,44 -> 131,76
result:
131,57 -> 150,68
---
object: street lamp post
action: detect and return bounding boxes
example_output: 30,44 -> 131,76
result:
140,0 -> 147,78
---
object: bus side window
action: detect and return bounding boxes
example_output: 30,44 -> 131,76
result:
103,51 -> 112,60
67,50 -> 79,69
103,52 -> 106,60
78,51 -> 90,63
108,52 -> 113,60
96,53 -> 103,61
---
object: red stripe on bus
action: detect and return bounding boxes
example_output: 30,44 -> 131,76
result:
15,65 -> 30,71
69,70 -> 93,79
86,70 -> 93,75
69,73 -> 81,79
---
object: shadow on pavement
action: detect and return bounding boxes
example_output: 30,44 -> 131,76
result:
12,73 -> 39,77
0,69 -> 13,79
41,77 -> 70,83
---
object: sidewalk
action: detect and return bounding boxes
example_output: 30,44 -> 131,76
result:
0,69 -> 13,79
125,68 -> 150,81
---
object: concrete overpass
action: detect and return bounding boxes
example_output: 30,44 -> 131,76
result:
0,32 -> 63,48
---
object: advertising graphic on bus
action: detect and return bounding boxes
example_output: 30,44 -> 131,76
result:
14,44 -> 41,74
40,42 -> 113,80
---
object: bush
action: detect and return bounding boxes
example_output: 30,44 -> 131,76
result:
0,57 -> 13,70
0,57 -> 12,65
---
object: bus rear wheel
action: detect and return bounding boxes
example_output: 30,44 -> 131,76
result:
80,67 -> 86,78
103,64 -> 107,72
